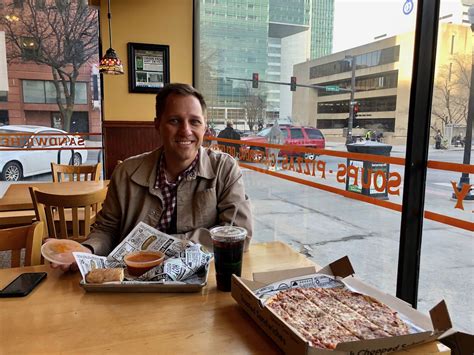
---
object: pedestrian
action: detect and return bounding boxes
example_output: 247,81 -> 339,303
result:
365,130 -> 373,141
435,130 -> 442,149
217,120 -> 241,156
376,131 -> 384,142
267,120 -> 283,171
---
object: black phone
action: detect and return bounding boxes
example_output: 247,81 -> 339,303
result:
0,272 -> 47,298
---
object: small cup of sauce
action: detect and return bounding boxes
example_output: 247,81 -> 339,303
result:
124,250 -> 165,276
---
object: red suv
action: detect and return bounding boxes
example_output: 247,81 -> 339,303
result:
241,124 -> 325,158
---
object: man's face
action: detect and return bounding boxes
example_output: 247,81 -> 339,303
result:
155,94 -> 206,169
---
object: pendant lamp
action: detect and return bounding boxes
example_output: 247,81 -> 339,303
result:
99,0 -> 123,75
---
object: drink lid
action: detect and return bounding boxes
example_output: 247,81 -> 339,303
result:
210,226 -> 247,242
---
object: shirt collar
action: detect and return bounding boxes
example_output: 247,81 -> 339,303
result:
130,147 -> 216,189
158,151 -> 199,187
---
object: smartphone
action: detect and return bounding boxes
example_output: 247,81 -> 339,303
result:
0,272 -> 47,298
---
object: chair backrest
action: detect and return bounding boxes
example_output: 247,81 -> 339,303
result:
51,162 -> 102,182
29,187 -> 108,241
0,221 -> 44,267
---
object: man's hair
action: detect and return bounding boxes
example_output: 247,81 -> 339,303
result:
155,83 -> 207,119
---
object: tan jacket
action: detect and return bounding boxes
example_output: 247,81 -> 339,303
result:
85,147 -> 253,256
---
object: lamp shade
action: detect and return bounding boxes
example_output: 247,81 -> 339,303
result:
99,47 -> 124,75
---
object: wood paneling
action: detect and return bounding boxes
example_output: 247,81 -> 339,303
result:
103,121 -> 161,178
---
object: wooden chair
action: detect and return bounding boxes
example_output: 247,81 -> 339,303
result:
29,187 -> 108,242
0,221 -> 44,267
51,162 -> 102,182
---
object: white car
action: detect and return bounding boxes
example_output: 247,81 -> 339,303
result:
0,125 -> 88,181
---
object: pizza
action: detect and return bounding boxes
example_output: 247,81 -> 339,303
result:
266,287 -> 410,350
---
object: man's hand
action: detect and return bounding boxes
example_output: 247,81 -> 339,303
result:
50,261 -> 80,272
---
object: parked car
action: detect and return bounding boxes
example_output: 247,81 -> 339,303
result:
241,124 -> 325,159
0,125 -> 88,181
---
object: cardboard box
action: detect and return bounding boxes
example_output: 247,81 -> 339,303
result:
231,256 -> 452,354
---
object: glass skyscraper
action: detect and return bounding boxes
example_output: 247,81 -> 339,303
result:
198,0 -> 334,128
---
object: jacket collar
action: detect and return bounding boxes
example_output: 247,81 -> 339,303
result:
130,147 -> 215,189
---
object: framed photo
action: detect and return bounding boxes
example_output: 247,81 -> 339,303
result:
127,43 -> 170,94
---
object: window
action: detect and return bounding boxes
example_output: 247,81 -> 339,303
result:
316,118 -> 395,132
197,0 -> 472,333
1,0 -> 102,186
65,39 -> 84,62
309,46 -> 400,78
317,71 -> 398,97
279,128 -> 288,139
23,80 -> 88,104
306,128 -> 324,139
13,0 -> 23,9
23,80 -> 45,103
0,110 -> 9,125
317,96 -> 397,113
20,37 -> 39,60
290,128 -> 303,139
36,0 -> 46,9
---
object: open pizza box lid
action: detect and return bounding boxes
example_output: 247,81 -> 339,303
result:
232,255 -> 454,354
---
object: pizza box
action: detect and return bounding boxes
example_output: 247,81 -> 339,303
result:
231,256 -> 454,354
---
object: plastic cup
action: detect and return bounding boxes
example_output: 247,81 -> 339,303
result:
123,250 -> 165,276
210,226 -> 247,292
41,239 -> 91,265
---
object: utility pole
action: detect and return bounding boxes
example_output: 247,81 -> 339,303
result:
454,6 -> 474,200
346,56 -> 357,145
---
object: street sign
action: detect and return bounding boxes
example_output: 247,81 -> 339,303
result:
325,85 -> 340,92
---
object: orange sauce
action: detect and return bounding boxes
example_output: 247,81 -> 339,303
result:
127,253 -> 161,263
124,251 -> 164,276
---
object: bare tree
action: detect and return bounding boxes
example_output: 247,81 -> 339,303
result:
431,54 -> 471,132
197,43 -> 220,127
1,0 -> 98,131
242,85 -> 266,131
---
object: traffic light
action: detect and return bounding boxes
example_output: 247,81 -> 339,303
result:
252,73 -> 259,88
352,102 -> 360,127
353,102 -> 360,118
290,76 -> 297,91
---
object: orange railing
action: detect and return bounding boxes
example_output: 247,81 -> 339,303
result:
206,136 -> 473,232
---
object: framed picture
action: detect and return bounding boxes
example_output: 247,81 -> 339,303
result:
128,42 -> 170,94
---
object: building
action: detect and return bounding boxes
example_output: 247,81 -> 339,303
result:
292,23 -> 472,145
0,0 -> 101,135
198,0 -> 334,130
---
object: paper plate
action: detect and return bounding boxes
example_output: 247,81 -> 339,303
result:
41,239 -> 90,265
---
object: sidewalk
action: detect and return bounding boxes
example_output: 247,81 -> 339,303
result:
325,140 -> 472,156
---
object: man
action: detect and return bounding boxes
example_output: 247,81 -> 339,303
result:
55,84 -> 252,270
267,120 -> 283,171
435,130 -> 442,149
217,121 -> 241,156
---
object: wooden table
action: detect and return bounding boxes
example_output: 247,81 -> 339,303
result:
0,242 -> 449,354
0,180 -> 109,212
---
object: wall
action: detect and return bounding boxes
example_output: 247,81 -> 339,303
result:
99,0 -> 194,175
100,0 -> 193,121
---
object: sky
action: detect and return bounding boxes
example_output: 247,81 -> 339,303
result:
332,0 -> 467,53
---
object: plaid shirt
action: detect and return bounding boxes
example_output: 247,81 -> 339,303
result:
155,153 -> 199,232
